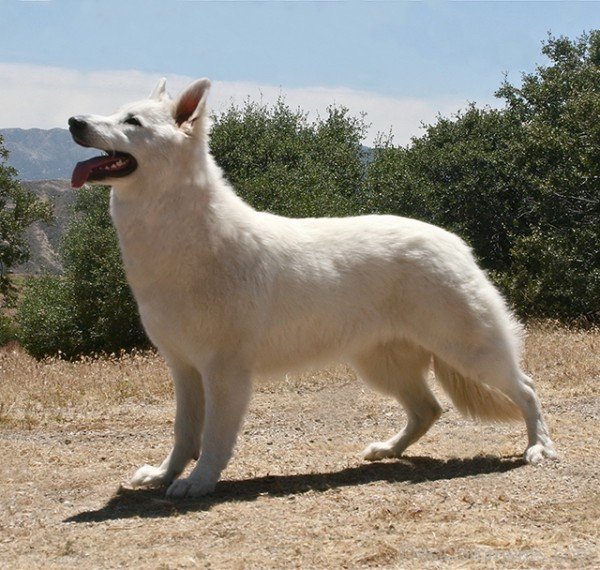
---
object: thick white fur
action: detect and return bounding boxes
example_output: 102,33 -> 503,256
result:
72,78 -> 556,497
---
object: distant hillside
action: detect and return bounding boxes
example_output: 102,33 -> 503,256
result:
1,128 -> 95,181
14,180 -> 75,275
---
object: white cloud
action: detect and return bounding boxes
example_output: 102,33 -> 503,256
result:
1,63 -> 494,146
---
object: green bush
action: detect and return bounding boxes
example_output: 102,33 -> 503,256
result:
210,99 -> 367,218
0,311 -> 18,347
59,186 -> 148,355
493,228 -> 600,322
17,275 -> 83,358
0,134 -> 52,301
365,32 -> 600,323
17,186 -> 148,358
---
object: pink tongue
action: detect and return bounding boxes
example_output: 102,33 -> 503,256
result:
71,155 -> 118,188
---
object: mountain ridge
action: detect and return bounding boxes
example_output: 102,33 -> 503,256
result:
1,127 -> 95,181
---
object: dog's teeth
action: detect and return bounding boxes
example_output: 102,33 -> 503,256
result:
103,159 -> 126,172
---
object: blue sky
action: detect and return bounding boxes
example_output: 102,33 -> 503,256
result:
1,1 -> 599,144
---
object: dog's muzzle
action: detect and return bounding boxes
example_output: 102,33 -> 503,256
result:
68,116 -> 91,147
68,116 -> 138,188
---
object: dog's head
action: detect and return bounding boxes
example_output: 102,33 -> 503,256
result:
69,78 -> 211,189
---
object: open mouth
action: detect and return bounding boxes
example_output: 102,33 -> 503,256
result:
71,151 -> 138,189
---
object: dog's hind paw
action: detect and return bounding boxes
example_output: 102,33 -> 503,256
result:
524,443 -> 558,465
131,464 -> 170,488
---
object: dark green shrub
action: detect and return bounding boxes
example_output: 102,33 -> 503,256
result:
17,275 -> 83,358
364,32 -> 600,323
210,99 -> 367,218
494,228 -> 600,322
17,186 -> 148,358
0,311 -> 18,347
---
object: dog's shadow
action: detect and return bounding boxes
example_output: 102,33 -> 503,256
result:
65,455 -> 524,523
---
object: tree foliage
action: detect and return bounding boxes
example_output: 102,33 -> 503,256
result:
494,33 -> 600,320
210,99 -> 367,217
365,31 -> 599,321
0,136 -> 52,299
18,186 -> 148,358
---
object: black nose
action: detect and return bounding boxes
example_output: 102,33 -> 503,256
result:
68,116 -> 87,132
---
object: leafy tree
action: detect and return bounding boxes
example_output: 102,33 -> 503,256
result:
17,275 -> 82,358
365,31 -> 600,322
496,32 -> 599,231
496,227 -> 599,321
496,31 -> 600,321
18,186 -> 148,358
364,108 -> 523,272
0,136 -> 52,300
210,99 -> 367,218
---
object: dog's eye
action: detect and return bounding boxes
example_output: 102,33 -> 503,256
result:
123,115 -> 142,127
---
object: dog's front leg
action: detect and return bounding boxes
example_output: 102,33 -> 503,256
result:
131,360 -> 204,489
166,361 -> 252,498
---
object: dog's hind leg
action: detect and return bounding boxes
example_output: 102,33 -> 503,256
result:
494,371 -> 557,464
131,360 -> 204,489
352,340 -> 441,461
432,343 -> 557,464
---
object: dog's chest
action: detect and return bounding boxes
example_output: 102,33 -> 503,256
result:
111,200 -> 193,284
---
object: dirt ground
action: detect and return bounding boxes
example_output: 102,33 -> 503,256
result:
0,325 -> 598,569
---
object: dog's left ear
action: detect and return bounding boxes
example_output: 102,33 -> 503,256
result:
149,77 -> 169,101
174,78 -> 211,129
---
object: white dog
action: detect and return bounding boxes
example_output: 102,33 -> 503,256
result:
69,78 -> 556,498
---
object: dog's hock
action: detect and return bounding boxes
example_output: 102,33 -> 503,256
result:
174,78 -> 211,128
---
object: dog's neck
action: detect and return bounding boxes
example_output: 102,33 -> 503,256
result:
111,148 -> 251,218
108,150 -> 257,290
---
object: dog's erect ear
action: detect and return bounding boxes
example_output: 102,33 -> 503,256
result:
149,77 -> 169,101
174,78 -> 211,128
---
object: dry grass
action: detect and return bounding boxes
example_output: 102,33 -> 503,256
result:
0,324 -> 598,569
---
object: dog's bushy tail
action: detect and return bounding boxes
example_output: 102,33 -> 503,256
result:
433,357 -> 522,422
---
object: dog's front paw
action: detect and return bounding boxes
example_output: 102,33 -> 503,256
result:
166,477 -> 217,498
362,441 -> 398,461
131,464 -> 170,488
